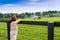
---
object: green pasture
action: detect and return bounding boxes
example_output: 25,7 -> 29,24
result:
1,17 -> 60,22
22,17 -> 60,22
0,17 -> 60,40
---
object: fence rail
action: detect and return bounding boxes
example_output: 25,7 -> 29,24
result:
0,20 -> 60,40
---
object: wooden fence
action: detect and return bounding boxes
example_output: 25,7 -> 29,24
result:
0,20 -> 60,40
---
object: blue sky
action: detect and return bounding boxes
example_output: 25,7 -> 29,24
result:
0,0 -> 60,13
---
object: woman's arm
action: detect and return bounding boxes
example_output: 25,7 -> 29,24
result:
15,19 -> 21,24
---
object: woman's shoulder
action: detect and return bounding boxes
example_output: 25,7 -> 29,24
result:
11,21 -> 16,24
11,19 -> 21,24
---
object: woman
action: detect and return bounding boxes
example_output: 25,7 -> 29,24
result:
10,16 -> 21,40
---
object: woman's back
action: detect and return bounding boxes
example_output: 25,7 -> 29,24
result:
10,16 -> 21,40
10,21 -> 18,30
10,21 -> 18,40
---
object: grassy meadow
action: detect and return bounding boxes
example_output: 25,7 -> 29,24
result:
0,17 -> 60,40
22,17 -> 60,22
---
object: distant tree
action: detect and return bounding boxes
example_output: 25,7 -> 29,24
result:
0,13 -> 3,18
42,11 -> 48,16
18,13 -> 25,19
35,12 -> 41,16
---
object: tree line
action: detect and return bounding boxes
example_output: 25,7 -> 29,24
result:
0,10 -> 60,19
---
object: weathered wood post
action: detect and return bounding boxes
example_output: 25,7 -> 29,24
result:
7,21 -> 10,40
48,22 -> 54,40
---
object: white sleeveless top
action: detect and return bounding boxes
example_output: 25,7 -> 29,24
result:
10,21 -> 18,40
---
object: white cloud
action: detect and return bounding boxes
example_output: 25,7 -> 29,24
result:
0,0 -> 60,13
0,4 -> 43,13
29,0 -> 40,2
28,0 -> 40,4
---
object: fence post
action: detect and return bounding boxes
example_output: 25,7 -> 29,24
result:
7,21 -> 10,40
48,22 -> 54,40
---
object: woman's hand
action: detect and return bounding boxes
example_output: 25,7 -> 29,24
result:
15,19 -> 22,24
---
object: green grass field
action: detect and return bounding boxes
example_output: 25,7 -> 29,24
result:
0,17 -> 60,40
1,17 -> 60,22
22,17 -> 60,22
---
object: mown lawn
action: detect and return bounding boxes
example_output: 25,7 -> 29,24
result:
17,24 -> 48,40
0,23 -> 60,40
0,22 -> 7,40
1,17 -> 60,22
23,17 -> 60,22
0,22 -> 48,40
0,17 -> 60,40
